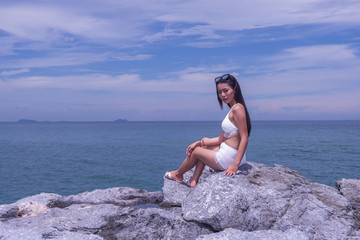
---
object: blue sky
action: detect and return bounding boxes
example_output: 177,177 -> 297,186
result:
0,0 -> 359,121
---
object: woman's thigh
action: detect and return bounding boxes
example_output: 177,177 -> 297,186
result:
192,147 -> 223,170
206,145 -> 220,151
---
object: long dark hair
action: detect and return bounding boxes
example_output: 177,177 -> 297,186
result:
215,74 -> 252,136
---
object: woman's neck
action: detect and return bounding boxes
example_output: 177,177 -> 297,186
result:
229,101 -> 237,108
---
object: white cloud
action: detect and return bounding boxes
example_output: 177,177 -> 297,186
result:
241,44 -> 360,95
241,44 -> 360,119
0,73 -> 210,93
1,0 -> 359,121
111,54 -> 153,61
1,0 -> 359,72
265,44 -> 359,71
1,0 -> 360,46
0,63 -> 240,94
248,89 -> 360,119
146,0 -> 360,41
1,68 -> 29,76
0,52 -> 152,69
2,42 -> 359,103
0,52 -> 104,69
0,6 -> 117,41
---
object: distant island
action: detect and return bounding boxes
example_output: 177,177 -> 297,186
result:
17,119 -> 37,123
114,119 -> 128,122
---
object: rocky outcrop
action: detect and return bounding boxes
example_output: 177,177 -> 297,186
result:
0,188 -> 210,239
0,162 -> 359,239
336,178 -> 360,231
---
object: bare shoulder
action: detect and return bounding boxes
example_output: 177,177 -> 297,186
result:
229,104 -> 246,123
232,103 -> 245,116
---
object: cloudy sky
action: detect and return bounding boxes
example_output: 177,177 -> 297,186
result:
1,0 -> 359,121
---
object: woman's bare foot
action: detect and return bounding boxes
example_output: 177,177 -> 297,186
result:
164,171 -> 183,183
189,176 -> 198,189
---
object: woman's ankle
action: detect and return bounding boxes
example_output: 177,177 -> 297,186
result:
173,170 -> 184,181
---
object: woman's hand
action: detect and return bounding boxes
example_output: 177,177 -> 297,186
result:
186,141 -> 200,156
224,164 -> 238,176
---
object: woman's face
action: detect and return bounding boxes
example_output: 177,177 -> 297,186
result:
217,82 -> 235,105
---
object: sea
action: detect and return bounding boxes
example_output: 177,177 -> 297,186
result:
0,121 -> 359,205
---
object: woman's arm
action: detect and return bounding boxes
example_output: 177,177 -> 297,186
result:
186,132 -> 224,156
224,104 -> 248,176
200,132 -> 224,147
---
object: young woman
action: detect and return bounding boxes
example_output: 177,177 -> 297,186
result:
165,74 -> 251,188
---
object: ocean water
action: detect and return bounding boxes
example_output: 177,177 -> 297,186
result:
0,121 -> 359,204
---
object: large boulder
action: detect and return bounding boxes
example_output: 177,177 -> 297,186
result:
163,162 -> 360,240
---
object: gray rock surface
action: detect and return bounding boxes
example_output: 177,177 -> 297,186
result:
196,228 -> 310,240
336,178 -> 360,231
164,162 -> 360,240
1,162 -> 359,239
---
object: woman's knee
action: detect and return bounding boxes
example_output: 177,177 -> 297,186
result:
192,147 -> 202,157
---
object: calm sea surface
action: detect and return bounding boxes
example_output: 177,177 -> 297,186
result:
0,121 -> 359,204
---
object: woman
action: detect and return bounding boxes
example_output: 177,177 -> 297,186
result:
165,74 -> 251,188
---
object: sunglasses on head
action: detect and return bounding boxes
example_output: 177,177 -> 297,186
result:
215,74 -> 232,83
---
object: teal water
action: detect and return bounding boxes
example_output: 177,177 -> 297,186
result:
0,121 -> 359,204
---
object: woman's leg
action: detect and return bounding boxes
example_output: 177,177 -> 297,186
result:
166,146 -> 221,184
177,146 -> 221,172
188,145 -> 221,188
189,161 -> 205,188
